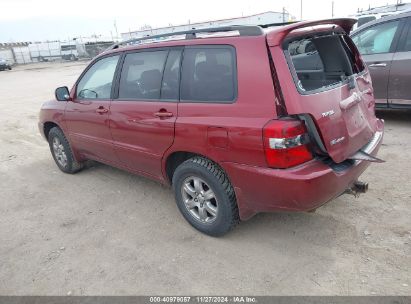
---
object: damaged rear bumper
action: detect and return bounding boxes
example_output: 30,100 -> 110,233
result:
222,119 -> 384,220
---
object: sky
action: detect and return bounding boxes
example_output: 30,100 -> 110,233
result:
0,0 -> 406,42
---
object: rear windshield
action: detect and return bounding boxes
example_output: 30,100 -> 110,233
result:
286,33 -> 364,93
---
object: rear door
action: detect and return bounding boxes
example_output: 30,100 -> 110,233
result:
268,19 -> 380,163
388,17 -> 411,107
109,48 -> 181,179
351,19 -> 404,106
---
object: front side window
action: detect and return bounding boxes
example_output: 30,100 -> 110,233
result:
76,55 -> 120,99
118,50 -> 168,100
352,21 -> 400,55
181,47 -> 236,102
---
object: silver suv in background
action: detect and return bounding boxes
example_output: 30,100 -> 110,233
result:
351,11 -> 411,109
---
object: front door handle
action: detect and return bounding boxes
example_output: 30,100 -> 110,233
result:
154,110 -> 173,118
96,106 -> 109,114
368,63 -> 387,68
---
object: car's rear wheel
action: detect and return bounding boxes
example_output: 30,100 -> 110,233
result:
48,127 -> 83,174
172,157 -> 239,236
7,66 -> 11,70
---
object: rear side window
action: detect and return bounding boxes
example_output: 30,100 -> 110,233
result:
181,46 -> 236,103
119,50 -> 168,100
400,23 -> 411,51
287,34 -> 362,93
352,20 -> 400,55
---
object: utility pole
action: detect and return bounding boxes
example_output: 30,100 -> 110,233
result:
300,0 -> 303,20
114,20 -> 119,40
396,0 -> 401,10
332,1 -> 334,17
282,7 -> 290,22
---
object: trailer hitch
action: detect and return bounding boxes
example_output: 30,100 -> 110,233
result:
344,180 -> 369,197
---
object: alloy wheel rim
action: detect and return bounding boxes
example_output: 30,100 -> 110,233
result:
181,176 -> 218,223
52,137 -> 68,168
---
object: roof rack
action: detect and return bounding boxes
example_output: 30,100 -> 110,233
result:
259,21 -> 298,28
108,25 -> 264,50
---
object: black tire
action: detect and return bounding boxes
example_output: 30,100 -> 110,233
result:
48,127 -> 83,174
172,157 -> 239,236
8,66 -> 11,70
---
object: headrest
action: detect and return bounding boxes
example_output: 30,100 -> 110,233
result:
195,62 -> 229,81
140,69 -> 162,90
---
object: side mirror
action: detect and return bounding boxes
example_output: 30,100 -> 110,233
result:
55,86 -> 70,101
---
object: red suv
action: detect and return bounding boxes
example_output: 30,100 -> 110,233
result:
39,19 -> 384,236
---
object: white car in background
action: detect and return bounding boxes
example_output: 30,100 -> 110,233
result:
354,12 -> 400,29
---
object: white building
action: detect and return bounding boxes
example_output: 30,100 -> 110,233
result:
121,11 -> 291,40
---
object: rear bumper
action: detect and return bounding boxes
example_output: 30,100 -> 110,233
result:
222,119 -> 384,220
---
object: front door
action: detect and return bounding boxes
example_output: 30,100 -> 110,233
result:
65,54 -> 120,163
351,19 -> 403,107
109,48 -> 182,180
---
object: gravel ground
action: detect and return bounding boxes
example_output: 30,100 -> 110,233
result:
0,62 -> 410,295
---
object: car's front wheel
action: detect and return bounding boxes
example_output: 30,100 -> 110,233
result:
172,157 -> 239,236
48,127 -> 83,174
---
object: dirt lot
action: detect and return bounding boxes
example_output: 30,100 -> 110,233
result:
0,62 -> 410,295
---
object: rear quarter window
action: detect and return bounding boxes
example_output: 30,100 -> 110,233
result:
180,46 -> 237,103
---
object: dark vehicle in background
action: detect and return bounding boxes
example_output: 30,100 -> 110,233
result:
351,11 -> 411,109
0,58 -> 12,71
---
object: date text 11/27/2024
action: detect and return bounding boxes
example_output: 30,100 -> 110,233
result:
149,296 -> 257,303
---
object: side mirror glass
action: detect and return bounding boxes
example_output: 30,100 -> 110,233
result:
55,86 -> 70,101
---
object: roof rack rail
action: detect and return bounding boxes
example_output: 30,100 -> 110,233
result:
108,25 -> 264,50
259,21 -> 298,28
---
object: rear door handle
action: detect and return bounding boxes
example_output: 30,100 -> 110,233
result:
368,63 -> 387,68
154,110 -> 173,118
96,106 -> 109,114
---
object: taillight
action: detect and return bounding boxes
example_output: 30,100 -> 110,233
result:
263,119 -> 313,169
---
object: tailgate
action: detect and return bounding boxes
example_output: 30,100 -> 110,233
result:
269,19 -> 379,163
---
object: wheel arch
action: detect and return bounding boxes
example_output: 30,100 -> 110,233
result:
163,151 -> 224,185
43,121 -> 84,163
43,121 -> 62,140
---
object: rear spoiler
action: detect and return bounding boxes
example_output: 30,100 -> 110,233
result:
266,18 -> 357,47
